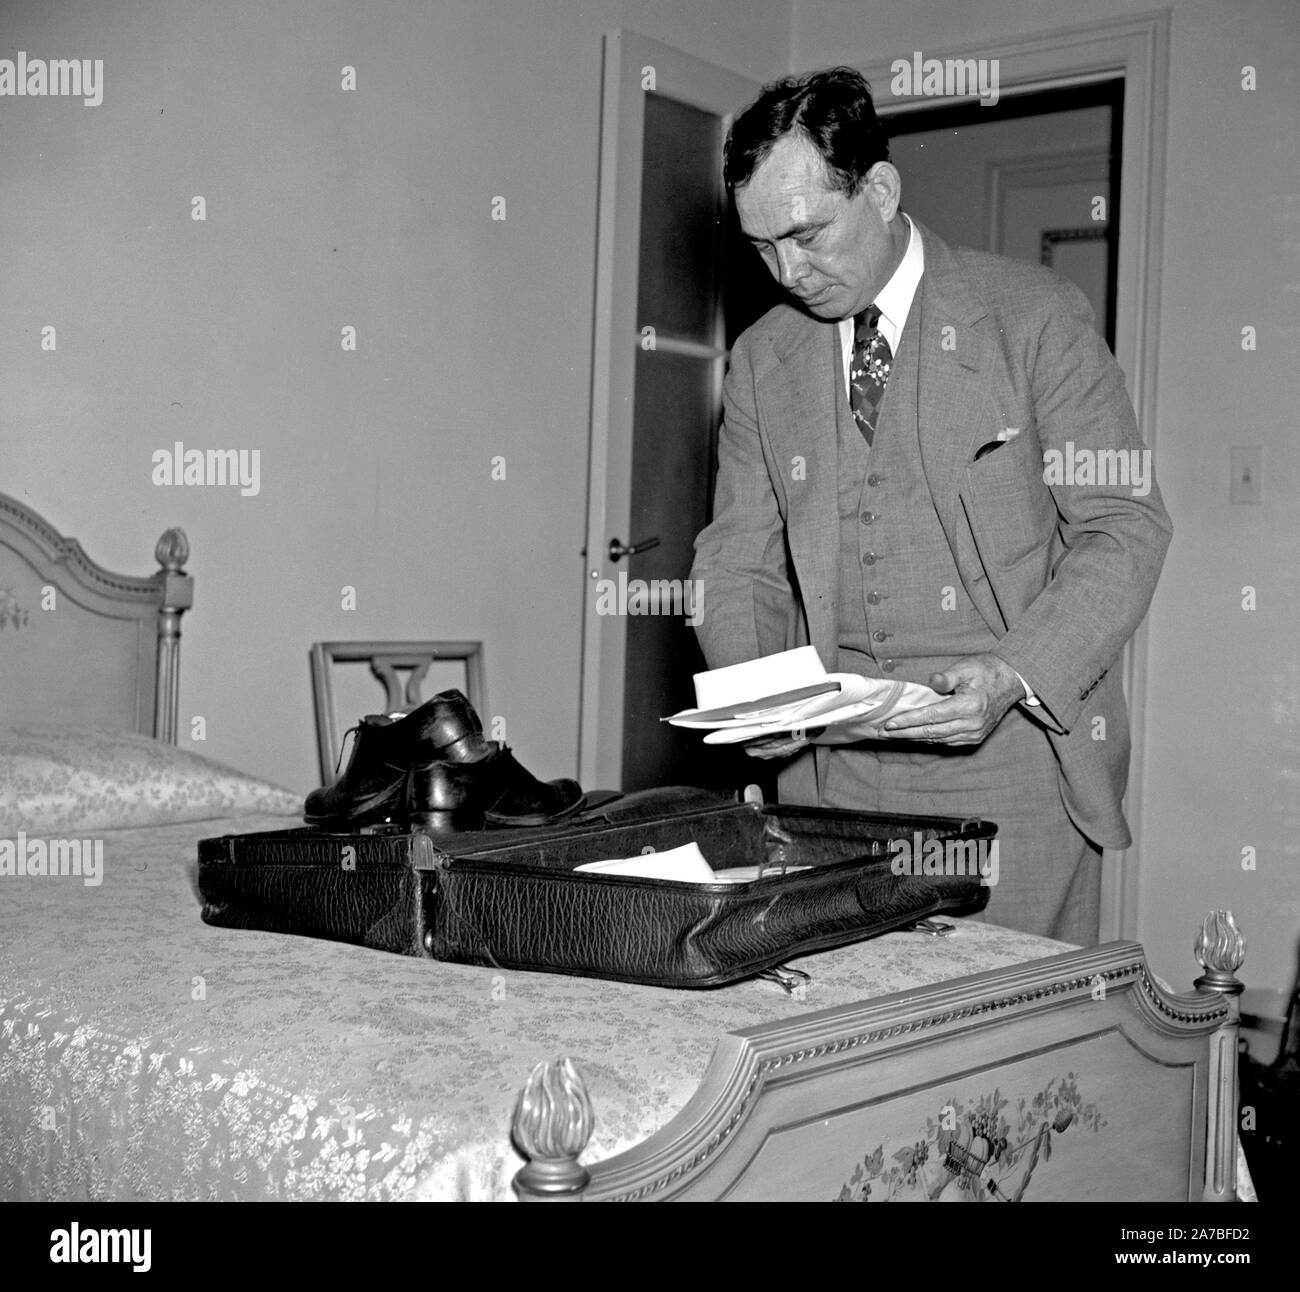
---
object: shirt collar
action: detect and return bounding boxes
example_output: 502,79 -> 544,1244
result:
872,213 -> 923,341
837,214 -> 924,360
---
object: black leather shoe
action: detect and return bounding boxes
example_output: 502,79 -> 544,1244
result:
304,689 -> 490,828
403,758 -> 490,833
407,743 -> 585,832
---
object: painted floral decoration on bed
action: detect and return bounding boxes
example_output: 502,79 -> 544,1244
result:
0,587 -> 29,631
836,1075 -> 1105,1202
0,723 -> 302,834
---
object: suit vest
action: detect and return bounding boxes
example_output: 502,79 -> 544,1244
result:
836,281 -> 1001,682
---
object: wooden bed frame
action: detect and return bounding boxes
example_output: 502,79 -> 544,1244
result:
0,492 -> 1245,1202
0,491 -> 192,741
512,916 -> 1246,1202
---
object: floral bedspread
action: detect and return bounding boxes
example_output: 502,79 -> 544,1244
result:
0,813 -> 1078,1201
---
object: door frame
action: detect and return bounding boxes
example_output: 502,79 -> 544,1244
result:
859,11 -> 1171,941
577,30 -> 760,790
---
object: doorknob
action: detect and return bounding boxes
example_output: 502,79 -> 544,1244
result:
608,535 -> 661,562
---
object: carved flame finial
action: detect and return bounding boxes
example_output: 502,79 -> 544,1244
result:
1194,910 -> 1246,995
155,527 -> 189,572
511,1057 -> 594,1199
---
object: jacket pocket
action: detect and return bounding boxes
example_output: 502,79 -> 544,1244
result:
964,429 -> 1058,568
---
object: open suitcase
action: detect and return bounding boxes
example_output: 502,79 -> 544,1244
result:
198,787 -> 995,988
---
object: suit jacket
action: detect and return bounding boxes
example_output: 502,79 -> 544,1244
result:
690,221 -> 1173,848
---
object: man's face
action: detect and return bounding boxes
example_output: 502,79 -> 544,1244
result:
734,132 -> 907,321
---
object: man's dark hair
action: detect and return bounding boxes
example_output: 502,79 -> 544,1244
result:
724,66 -> 890,197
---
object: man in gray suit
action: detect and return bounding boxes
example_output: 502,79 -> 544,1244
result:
691,68 -> 1172,943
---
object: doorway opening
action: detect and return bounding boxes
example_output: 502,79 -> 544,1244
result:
886,79 -> 1123,348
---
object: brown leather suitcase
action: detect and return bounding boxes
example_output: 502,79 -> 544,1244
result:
197,787 -> 995,988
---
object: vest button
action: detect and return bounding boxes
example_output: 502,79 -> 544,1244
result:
866,591 -> 882,605
867,473 -> 883,486
862,552 -> 878,565
881,659 -> 895,672
872,630 -> 889,643
860,511 -> 876,524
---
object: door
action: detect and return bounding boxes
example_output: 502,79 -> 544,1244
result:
578,32 -> 773,792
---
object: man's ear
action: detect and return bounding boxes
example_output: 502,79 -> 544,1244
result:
864,161 -> 902,222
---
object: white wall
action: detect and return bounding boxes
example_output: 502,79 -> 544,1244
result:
794,0 -> 1300,996
0,0 -> 791,791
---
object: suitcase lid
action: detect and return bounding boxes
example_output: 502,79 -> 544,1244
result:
196,787 -> 732,866
198,785 -> 995,872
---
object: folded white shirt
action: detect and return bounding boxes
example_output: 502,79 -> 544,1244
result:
689,645 -> 826,712
667,647 -> 942,743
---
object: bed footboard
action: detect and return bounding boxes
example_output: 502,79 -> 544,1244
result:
512,911 -> 1245,1202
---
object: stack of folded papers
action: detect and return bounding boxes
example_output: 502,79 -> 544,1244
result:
574,842 -> 809,884
663,646 -> 942,744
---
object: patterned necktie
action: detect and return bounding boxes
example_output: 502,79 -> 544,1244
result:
849,305 -> 892,447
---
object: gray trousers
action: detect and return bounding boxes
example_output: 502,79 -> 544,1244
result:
819,705 -> 1102,945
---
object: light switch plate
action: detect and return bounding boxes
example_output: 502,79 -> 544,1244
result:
1230,447 -> 1262,504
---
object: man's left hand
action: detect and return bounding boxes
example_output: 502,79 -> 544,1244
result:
879,653 -> 1025,746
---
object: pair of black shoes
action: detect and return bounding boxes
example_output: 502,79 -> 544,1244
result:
304,690 -> 586,833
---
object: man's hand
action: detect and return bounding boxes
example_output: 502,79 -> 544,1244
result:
742,655 -> 1025,755
879,653 -> 1025,746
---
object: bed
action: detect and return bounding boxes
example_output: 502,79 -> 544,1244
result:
0,493 -> 1247,1202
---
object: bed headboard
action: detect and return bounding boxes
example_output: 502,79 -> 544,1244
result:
0,492 -> 193,741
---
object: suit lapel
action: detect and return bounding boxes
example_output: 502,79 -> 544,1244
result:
880,285 -> 921,450
762,318 -> 842,660
911,224 -> 1006,633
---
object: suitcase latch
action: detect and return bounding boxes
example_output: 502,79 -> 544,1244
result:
905,918 -> 956,937
757,963 -> 813,994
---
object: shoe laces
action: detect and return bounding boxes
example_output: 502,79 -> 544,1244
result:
334,722 -> 413,779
